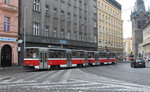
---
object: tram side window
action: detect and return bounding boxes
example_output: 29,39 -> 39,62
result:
25,48 -> 39,58
108,53 -> 112,58
72,52 -> 77,58
88,52 -> 94,58
49,50 -> 66,58
72,51 -> 84,58
99,52 -> 106,58
109,53 -> 116,58
80,52 -> 84,58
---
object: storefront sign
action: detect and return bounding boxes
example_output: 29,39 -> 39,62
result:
60,40 -> 67,44
0,37 -> 16,42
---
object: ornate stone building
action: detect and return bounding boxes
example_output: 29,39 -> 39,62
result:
131,0 -> 150,57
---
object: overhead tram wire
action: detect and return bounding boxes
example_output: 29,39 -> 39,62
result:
121,0 -> 149,13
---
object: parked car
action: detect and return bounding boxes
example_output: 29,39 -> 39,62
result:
131,58 -> 145,68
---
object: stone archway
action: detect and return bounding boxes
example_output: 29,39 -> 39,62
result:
1,45 -> 12,67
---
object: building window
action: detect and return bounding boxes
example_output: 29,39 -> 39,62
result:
45,26 -> 49,37
73,31 -> 77,40
53,28 -> 57,38
137,21 -> 141,29
60,10 -> 65,20
79,32 -> 82,40
60,29 -> 64,38
33,22 -> 40,36
67,31 -> 71,39
4,16 -> 10,31
68,0 -> 71,5
53,8 -> 57,13
53,8 -> 58,18
3,0 -> 9,4
61,10 -> 64,16
67,12 -> 71,22
74,0 -> 76,5
33,0 -> 40,12
45,5 -> 49,16
84,33 -> 87,41
61,0 -> 65,3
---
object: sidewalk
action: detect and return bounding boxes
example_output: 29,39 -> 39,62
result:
0,66 -> 25,75
0,66 -> 23,70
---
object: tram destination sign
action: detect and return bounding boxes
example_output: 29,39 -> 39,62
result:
0,37 -> 16,42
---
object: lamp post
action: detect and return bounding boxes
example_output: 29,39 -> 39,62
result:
19,7 -> 27,66
24,7 -> 27,55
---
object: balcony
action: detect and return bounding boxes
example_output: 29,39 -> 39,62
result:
0,23 -> 18,37
0,1 -> 18,12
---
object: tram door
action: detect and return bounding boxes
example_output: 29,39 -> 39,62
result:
66,51 -> 72,67
84,52 -> 88,66
39,50 -> 48,69
106,52 -> 110,64
95,52 -> 99,65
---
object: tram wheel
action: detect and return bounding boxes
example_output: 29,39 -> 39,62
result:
100,63 -> 104,66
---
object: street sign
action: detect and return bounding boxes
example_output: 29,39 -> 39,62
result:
60,40 -> 67,44
0,37 -> 16,42
18,39 -> 23,44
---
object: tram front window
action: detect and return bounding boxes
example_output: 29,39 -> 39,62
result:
25,48 -> 39,58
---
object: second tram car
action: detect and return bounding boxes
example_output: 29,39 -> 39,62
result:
24,47 -> 117,69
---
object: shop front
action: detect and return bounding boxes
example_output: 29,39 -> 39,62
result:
0,37 -> 18,67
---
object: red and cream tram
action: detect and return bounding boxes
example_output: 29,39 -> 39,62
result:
98,51 -> 108,64
24,47 -> 117,69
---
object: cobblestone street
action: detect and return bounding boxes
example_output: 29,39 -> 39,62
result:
0,62 -> 150,92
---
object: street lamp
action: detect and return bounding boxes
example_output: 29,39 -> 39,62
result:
24,7 -> 27,55
19,7 -> 27,66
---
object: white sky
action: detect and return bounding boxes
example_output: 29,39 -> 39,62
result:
116,0 -> 150,38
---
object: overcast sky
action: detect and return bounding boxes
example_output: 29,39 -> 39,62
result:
116,0 -> 150,38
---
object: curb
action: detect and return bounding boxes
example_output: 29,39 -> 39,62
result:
0,67 -> 23,70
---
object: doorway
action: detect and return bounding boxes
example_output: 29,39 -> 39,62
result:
1,45 -> 12,67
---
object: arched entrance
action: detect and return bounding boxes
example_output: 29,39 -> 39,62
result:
1,45 -> 12,67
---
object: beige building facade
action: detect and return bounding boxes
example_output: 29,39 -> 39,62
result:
97,0 -> 123,53
123,38 -> 133,55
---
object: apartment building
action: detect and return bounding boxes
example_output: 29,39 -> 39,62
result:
97,0 -> 123,53
0,0 -> 18,67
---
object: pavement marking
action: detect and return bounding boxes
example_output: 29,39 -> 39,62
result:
48,70 -> 64,80
34,71 -> 56,80
61,69 -> 72,83
1,68 -> 150,91
23,72 -> 46,80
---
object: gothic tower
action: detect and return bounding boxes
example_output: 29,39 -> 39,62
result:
131,0 -> 149,57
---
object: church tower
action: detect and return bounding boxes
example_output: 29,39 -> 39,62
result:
131,0 -> 149,57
